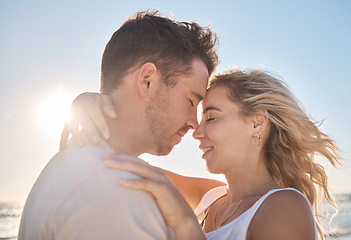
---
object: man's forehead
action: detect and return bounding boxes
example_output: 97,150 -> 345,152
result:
184,58 -> 209,100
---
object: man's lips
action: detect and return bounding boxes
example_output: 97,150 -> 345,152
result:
177,132 -> 185,138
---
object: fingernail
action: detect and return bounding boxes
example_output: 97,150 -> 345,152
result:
93,136 -> 100,144
118,180 -> 130,186
104,159 -> 116,164
103,131 -> 110,139
110,111 -> 117,118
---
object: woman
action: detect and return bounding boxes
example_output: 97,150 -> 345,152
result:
63,68 -> 340,239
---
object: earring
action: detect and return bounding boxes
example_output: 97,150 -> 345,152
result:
251,128 -> 263,146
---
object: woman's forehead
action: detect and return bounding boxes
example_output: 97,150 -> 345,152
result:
203,86 -> 228,104
201,87 -> 228,112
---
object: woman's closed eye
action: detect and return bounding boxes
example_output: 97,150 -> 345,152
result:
206,117 -> 215,122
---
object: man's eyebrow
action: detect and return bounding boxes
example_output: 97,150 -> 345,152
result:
192,91 -> 204,102
203,106 -> 221,114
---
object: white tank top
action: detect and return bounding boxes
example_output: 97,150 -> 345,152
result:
194,187 -> 319,240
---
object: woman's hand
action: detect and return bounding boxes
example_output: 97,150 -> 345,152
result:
103,153 -> 206,240
60,92 -> 116,151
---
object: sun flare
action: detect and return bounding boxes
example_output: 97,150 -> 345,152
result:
37,91 -> 73,137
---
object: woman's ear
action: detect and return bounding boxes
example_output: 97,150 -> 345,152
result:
252,109 -> 269,132
136,62 -> 160,97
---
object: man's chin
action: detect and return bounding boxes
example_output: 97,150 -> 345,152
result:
153,144 -> 174,157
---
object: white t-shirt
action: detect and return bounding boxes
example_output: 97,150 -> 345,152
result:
18,141 -> 173,240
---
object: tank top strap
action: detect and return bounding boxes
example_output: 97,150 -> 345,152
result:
194,185 -> 228,217
242,188 -> 308,219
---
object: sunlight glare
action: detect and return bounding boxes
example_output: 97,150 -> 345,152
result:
197,102 -> 203,123
37,91 -> 73,137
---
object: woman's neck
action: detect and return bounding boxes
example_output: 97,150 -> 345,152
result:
224,160 -> 277,202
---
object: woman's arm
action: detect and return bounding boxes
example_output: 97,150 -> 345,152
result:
164,170 -> 226,211
104,153 -> 206,240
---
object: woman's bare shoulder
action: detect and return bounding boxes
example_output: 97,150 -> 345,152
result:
247,189 -> 316,240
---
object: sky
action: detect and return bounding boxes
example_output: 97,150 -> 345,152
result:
0,0 -> 350,203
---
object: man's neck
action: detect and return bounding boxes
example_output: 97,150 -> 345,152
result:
102,71 -> 150,156
103,114 -> 144,156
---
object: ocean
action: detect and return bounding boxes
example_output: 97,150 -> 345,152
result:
1,194 -> 350,239
322,193 -> 351,239
0,202 -> 21,240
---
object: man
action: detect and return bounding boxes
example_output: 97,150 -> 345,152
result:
18,11 -> 218,239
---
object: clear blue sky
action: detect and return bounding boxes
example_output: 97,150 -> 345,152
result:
1,0 -> 350,203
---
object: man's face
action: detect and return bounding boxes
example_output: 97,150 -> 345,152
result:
145,59 -> 209,156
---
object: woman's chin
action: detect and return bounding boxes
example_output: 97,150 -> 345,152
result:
205,163 -> 222,175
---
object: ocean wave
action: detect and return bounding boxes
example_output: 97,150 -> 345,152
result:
0,203 -> 22,239
322,194 -> 351,238
0,203 -> 22,218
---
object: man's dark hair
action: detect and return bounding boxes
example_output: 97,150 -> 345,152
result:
100,10 -> 219,93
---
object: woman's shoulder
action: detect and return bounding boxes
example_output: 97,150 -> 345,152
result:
247,188 -> 316,240
263,188 -> 313,209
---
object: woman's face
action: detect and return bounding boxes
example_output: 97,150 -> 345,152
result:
193,85 -> 256,174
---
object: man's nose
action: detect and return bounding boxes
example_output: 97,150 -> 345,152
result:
186,108 -> 199,129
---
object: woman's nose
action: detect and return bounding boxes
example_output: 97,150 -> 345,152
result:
192,122 -> 204,140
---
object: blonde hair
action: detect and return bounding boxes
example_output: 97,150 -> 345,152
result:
209,68 -> 341,239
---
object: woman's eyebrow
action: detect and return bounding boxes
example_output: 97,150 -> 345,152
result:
203,106 -> 221,114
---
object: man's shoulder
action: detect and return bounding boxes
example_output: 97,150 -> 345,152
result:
22,142 -> 162,222
20,143 -> 170,240
36,142 -> 140,199
32,143 -> 105,191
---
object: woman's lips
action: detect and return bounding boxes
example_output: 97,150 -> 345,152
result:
200,146 -> 213,158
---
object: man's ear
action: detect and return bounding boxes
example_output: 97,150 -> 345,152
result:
136,62 -> 160,97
